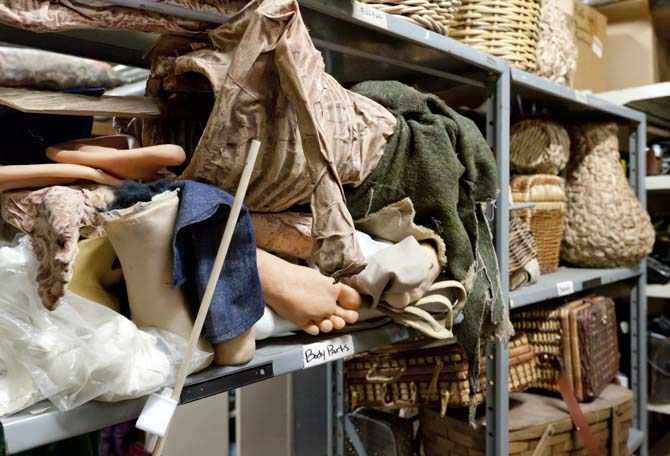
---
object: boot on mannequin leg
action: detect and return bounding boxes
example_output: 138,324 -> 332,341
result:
101,190 -> 213,372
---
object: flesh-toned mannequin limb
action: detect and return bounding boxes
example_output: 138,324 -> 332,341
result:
46,135 -> 186,181
256,248 -> 361,335
102,191 -> 214,371
0,163 -> 122,192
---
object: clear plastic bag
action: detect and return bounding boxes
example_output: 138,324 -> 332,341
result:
0,236 -> 212,415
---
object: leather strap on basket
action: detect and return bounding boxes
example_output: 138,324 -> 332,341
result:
539,353 -> 599,456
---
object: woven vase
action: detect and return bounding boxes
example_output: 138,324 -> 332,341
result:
510,119 -> 570,175
561,123 -> 654,268
449,0 -> 542,71
533,0 -> 577,84
359,0 -> 462,35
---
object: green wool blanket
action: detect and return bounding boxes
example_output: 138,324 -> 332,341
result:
347,81 -> 513,415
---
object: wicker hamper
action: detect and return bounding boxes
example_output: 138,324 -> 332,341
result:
511,174 -> 566,274
358,0 -> 461,35
449,0 -> 542,71
345,333 -> 536,412
420,384 -> 633,456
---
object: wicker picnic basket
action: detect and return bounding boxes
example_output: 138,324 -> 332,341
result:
449,0 -> 542,71
510,119 -> 570,175
512,296 -> 620,403
562,122 -> 654,268
358,0 -> 462,35
511,174 -> 566,274
420,384 -> 633,456
344,333 -> 536,413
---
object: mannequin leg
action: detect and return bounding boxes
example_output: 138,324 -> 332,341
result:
102,191 -> 213,372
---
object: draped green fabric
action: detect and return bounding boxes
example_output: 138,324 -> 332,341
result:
347,81 -> 512,414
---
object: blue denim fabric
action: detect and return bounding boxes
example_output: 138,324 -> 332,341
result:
171,180 -> 264,344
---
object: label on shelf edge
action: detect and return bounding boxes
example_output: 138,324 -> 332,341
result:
302,334 -> 354,368
352,2 -> 388,29
556,280 -> 575,297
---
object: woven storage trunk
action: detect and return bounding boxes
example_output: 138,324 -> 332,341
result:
562,122 -> 654,268
358,0 -> 461,35
511,174 -> 566,274
345,333 -> 536,411
421,384 -> 633,456
512,296 -> 620,403
449,0 -> 541,71
510,119 -> 570,175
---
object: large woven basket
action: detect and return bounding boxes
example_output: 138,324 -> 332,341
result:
421,384 -> 633,456
449,0 -> 541,71
358,0 -> 462,35
510,119 -> 570,175
345,333 -> 536,412
562,122 -> 655,268
511,174 -> 566,274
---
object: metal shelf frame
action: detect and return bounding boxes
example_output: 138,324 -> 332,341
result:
0,1 -> 649,455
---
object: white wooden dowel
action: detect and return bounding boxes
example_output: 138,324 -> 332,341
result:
152,139 -> 260,456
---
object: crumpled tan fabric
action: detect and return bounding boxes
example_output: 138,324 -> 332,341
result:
0,0 -> 244,35
251,212 -> 313,260
354,198 -> 447,267
155,0 -> 396,277
0,185 -> 114,310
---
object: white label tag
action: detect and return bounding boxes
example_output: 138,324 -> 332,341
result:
556,280 -> 575,297
592,35 -> 603,59
302,335 -> 354,368
352,1 -> 388,29
575,91 -> 588,104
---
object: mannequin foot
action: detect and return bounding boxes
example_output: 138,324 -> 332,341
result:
256,249 -> 360,335
47,135 -> 186,181
213,327 -> 256,366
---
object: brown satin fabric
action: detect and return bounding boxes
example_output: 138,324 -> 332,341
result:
167,0 -> 396,277
0,185 -> 114,309
0,0 -> 244,35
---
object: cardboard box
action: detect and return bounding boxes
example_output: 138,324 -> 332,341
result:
598,0 -> 661,90
558,0 -> 608,91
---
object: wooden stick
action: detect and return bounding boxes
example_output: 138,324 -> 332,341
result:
152,139 -> 260,456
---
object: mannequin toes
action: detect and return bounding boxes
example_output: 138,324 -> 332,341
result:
330,315 -> 346,330
337,283 -> 362,310
334,306 -> 359,324
318,318 -> 334,333
302,323 -> 320,335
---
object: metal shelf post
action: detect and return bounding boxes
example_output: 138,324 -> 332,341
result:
486,67 -> 511,456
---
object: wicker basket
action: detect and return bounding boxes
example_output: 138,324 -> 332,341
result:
358,0 -> 462,35
449,0 -> 541,71
345,333 -> 536,412
420,384 -> 633,456
509,211 -> 538,290
533,0 -> 577,85
562,122 -> 655,268
511,174 -> 566,274
510,119 -> 570,175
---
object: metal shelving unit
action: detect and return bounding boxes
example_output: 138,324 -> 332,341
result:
0,1 -> 649,455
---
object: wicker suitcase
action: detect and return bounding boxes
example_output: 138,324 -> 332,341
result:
420,384 -> 633,456
512,296 -> 620,402
345,333 -> 536,412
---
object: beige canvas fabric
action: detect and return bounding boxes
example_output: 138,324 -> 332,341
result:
0,0 -> 244,35
0,185 -> 114,310
152,0 -> 397,277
